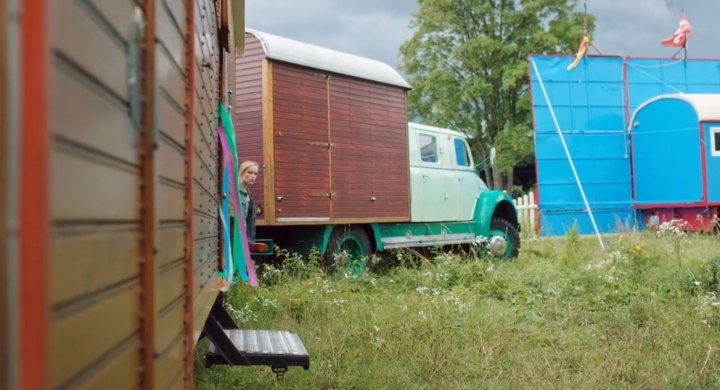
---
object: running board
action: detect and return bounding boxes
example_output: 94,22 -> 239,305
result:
203,294 -> 310,378
381,232 -> 476,249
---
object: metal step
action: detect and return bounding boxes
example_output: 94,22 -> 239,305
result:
206,329 -> 310,369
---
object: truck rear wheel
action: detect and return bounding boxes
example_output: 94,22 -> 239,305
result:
488,218 -> 520,259
325,226 -> 371,278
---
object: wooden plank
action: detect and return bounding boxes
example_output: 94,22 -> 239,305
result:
163,0 -> 187,35
52,50 -> 138,164
49,282 -> 140,388
155,298 -> 184,353
156,224 -> 186,269
50,148 -> 140,221
52,0 -> 128,100
156,3 -> 185,71
192,276 -> 222,344
49,225 -> 140,305
193,236 -> 219,270
153,334 -> 184,390
156,138 -> 186,184
90,0 -> 135,41
156,45 -> 186,112
156,182 -> 186,222
0,0 -> 7,380
156,260 -> 184,313
63,336 -> 141,389
157,92 -> 186,148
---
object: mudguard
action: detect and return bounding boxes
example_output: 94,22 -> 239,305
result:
473,190 -> 519,238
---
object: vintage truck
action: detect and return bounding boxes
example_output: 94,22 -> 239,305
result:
234,30 -> 520,273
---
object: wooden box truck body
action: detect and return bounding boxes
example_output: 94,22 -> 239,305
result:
234,30 -> 520,269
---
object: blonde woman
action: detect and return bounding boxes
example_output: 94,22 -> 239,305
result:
239,161 -> 259,242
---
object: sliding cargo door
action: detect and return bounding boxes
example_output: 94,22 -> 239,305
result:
272,63 -> 331,222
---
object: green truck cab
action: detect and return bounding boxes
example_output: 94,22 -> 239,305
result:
324,123 -> 520,268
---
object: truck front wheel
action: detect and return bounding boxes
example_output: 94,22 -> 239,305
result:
325,226 -> 371,278
488,218 -> 520,259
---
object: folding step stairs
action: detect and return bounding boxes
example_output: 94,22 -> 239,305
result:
203,294 -> 310,379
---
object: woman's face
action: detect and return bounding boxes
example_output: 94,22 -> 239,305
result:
241,165 -> 259,187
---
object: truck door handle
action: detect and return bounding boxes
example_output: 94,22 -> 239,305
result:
422,174 -> 429,179
458,177 -> 464,182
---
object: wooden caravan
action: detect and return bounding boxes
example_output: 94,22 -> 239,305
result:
234,30 -> 412,226
1,0 -> 259,388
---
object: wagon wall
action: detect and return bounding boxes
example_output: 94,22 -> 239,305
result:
234,33 -> 410,225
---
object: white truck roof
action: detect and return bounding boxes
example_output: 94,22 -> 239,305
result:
409,122 -> 470,139
247,29 -> 411,89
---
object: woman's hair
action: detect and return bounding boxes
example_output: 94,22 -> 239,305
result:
239,160 -> 259,175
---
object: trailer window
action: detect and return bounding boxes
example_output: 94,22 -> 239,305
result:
713,127 -> 720,157
454,138 -> 471,167
419,134 -> 438,163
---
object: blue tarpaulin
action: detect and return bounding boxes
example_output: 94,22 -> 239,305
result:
529,55 -> 720,236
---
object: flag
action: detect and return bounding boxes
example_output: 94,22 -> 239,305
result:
661,11 -> 692,48
567,36 -> 589,71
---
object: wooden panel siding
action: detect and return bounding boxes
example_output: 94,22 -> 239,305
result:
48,1 -> 143,387
329,76 -> 409,220
234,32 -> 410,225
191,0 -> 223,347
272,62 -> 331,219
153,0 -> 192,386
234,34 -> 266,220
0,0 -> 6,381
49,282 -> 141,388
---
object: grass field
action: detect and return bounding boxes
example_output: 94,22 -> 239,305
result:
195,227 -> 720,389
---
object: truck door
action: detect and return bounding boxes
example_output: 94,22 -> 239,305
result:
453,137 -> 483,220
414,131 -> 446,221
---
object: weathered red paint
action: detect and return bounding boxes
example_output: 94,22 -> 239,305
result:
20,0 -> 50,388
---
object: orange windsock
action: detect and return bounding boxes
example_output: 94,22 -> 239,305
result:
567,36 -> 589,71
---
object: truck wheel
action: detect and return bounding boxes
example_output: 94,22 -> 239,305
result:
488,218 -> 520,259
326,226 -> 371,278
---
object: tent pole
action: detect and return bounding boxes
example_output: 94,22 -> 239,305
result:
530,60 -> 605,249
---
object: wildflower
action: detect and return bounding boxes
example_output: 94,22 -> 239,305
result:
634,244 -> 643,252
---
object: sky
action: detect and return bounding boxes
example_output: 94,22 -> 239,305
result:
245,0 -> 719,70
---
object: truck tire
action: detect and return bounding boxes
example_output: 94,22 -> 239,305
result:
325,226 -> 371,278
489,218 -> 520,259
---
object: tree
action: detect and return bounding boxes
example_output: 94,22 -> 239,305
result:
400,0 -> 593,191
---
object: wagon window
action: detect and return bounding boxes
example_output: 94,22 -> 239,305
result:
419,134 -> 438,163
454,138 -> 471,167
713,127 -> 720,157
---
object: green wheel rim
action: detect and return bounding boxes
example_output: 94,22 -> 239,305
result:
339,236 -> 366,278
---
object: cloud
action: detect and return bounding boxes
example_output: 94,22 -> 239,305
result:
588,0 -> 719,58
245,0 -> 719,69
245,0 -> 416,67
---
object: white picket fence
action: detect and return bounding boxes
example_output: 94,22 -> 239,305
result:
513,191 -> 537,235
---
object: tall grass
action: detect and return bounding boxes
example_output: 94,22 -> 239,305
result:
195,229 -> 720,389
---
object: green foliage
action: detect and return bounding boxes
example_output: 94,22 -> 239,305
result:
400,0 -> 594,189
196,232 -> 720,388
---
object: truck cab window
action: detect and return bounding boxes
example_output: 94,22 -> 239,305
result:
454,138 -> 471,167
419,134 -> 438,163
